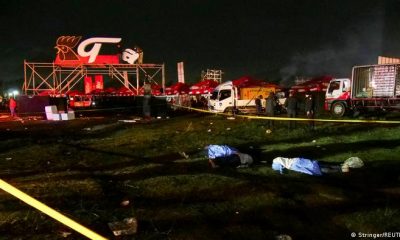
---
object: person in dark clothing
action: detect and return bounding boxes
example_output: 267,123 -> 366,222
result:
143,80 -> 152,120
255,95 -> 263,115
284,92 -> 298,129
265,92 -> 276,129
304,93 -> 315,130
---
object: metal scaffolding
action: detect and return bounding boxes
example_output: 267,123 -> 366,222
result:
22,61 -> 165,96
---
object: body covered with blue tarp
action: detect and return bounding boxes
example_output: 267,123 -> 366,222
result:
272,157 -> 322,176
207,145 -> 238,159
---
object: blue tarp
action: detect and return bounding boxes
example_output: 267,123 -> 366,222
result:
207,145 -> 238,159
272,157 -> 322,176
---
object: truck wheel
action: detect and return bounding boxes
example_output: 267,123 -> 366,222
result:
331,102 -> 346,117
224,107 -> 233,113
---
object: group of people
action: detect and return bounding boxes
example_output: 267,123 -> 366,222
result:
255,91 -> 315,130
285,92 -> 315,130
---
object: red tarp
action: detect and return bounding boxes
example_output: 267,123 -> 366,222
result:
291,76 -> 333,93
189,79 -> 219,94
165,82 -> 190,95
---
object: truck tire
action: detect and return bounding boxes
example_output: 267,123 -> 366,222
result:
224,107 -> 233,114
331,102 -> 346,117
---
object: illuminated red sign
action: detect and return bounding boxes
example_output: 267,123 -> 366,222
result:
54,36 -> 139,66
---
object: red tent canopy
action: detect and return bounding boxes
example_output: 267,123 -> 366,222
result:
232,76 -> 260,87
66,90 -> 84,96
138,83 -> 163,96
291,76 -> 333,93
117,86 -> 136,95
165,82 -> 190,95
103,87 -> 116,94
189,79 -> 219,94
232,76 -> 283,91
38,90 -> 59,96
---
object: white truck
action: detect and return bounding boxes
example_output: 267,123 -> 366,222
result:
325,63 -> 400,117
208,78 -> 280,113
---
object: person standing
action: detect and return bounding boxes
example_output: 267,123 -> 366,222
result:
143,80 -> 152,120
265,92 -> 276,129
9,96 -> 17,118
284,92 -> 298,130
255,95 -> 263,115
304,92 -> 315,130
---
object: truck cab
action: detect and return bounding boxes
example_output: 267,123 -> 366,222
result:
324,78 -> 351,117
208,82 -> 238,113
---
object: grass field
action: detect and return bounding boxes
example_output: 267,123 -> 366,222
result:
0,111 -> 399,239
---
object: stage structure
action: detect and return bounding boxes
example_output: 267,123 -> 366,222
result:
22,36 -> 165,96
201,69 -> 223,83
22,62 -> 165,96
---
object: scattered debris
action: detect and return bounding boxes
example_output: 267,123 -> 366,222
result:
157,116 -> 162,119
5,157 -> 12,161
120,198 -> 130,207
236,164 -> 249,169
209,122 -> 213,125
59,231 -> 72,238
83,127 -> 91,131
185,122 -> 193,132
119,120 -> 136,123
108,217 -> 138,236
227,117 -> 235,120
266,129 -> 272,134
179,152 -> 189,159
312,140 -> 316,143
207,129 -> 212,132
276,234 -> 292,240
226,127 -> 231,131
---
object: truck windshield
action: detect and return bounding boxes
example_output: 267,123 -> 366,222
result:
328,81 -> 341,94
210,91 -> 218,100
219,90 -> 231,100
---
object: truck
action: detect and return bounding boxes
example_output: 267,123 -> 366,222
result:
325,63 -> 400,117
208,76 -> 282,113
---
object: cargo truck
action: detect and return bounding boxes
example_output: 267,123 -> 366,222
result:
325,63 -> 400,117
208,77 -> 281,113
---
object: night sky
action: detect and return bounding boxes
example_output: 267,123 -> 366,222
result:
1,0 -> 400,91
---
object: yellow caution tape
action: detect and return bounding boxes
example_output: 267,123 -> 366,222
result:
0,179 -> 107,240
172,104 -> 400,124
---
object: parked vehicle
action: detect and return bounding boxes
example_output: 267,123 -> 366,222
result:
208,76 -> 282,114
325,63 -> 400,117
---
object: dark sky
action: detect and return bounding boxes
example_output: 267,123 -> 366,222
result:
1,0 -> 400,90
